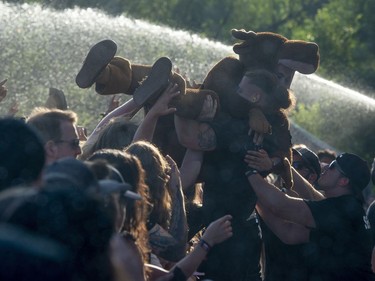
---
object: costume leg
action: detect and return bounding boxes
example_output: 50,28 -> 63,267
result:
101,57 -> 186,101
76,39 -> 117,89
97,56 -> 175,108
94,56 -> 133,95
76,41 -> 214,119
132,57 -> 173,107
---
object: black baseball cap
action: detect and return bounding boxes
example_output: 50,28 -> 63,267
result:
293,147 -> 321,177
335,153 -> 370,193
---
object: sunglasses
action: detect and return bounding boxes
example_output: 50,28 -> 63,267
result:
55,138 -> 80,149
328,160 -> 347,177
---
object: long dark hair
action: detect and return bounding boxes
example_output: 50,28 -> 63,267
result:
125,141 -> 172,230
88,148 -> 151,263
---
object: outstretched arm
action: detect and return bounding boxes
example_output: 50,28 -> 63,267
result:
245,149 -> 325,200
169,215 -> 233,280
256,202 -> 310,244
291,167 -> 325,200
245,150 -> 315,227
133,83 -> 180,142
85,97 -> 139,148
245,168 -> 315,229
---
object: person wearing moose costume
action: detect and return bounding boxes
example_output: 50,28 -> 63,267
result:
75,29 -> 319,171
172,31 -> 318,281
76,31 -> 319,280
174,68 -> 295,281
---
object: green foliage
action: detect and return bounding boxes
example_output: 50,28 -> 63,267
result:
2,0 -> 375,161
5,0 -> 375,94
299,0 -> 375,92
291,100 -> 375,162
0,2 -> 231,131
290,103 -> 323,137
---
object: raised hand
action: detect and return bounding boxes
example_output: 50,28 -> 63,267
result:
198,95 -> 218,121
244,149 -> 273,172
201,215 -> 233,247
165,154 -> 181,196
148,83 -> 180,118
248,108 -> 272,146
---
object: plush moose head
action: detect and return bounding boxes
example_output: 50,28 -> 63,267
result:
232,29 -> 287,72
231,29 -> 320,75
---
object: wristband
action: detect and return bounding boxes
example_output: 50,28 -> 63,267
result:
245,169 -> 258,177
199,238 -> 212,252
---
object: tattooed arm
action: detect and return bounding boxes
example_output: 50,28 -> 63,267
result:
174,115 -> 217,151
148,223 -> 178,254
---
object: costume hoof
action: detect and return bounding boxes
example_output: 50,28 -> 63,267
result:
133,57 -> 172,107
76,39 -> 117,88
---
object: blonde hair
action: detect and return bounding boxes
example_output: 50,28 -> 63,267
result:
27,107 -> 78,143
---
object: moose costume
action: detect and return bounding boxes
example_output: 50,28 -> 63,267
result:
76,30 -> 319,280
76,29 -> 318,168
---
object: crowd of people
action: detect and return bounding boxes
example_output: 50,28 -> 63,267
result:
1,30 -> 375,281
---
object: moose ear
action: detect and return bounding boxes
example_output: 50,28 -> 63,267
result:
278,41 -> 320,74
231,29 -> 257,41
232,30 -> 258,55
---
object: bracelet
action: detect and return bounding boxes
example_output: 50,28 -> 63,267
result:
245,169 -> 258,177
199,238 -> 212,252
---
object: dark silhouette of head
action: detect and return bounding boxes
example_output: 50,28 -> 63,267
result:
0,118 -> 45,190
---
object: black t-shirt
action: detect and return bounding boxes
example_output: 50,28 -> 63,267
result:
198,111 -> 292,281
199,112 -> 262,280
200,112 -> 257,223
261,218 -> 310,281
305,195 -> 375,281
